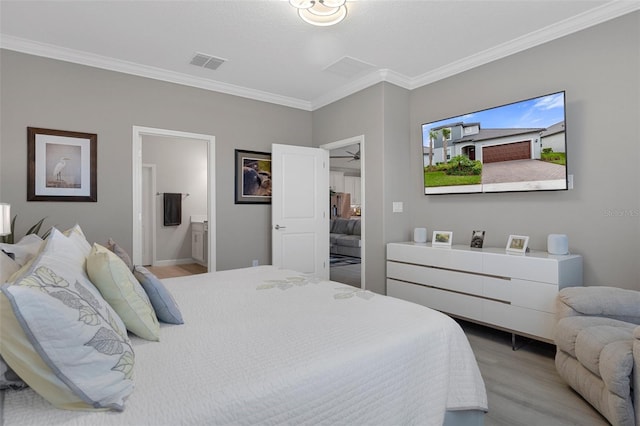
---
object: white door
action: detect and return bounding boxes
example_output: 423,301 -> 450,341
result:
272,144 -> 329,278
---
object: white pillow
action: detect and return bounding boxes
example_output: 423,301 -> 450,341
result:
0,234 -> 43,267
0,251 -> 19,283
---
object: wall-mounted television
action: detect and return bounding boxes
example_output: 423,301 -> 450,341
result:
421,91 -> 567,195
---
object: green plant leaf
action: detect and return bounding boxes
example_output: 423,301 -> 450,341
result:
25,217 -> 47,236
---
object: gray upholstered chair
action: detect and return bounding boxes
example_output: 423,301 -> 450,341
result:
555,286 -> 640,426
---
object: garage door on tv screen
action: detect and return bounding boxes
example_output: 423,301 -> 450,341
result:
421,91 -> 568,195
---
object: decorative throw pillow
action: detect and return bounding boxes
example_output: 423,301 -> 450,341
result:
106,238 -> 134,271
63,224 -> 92,256
0,354 -> 27,390
87,244 -> 160,341
0,229 -> 134,411
0,251 -> 19,283
0,234 -> 43,267
133,266 -> 184,324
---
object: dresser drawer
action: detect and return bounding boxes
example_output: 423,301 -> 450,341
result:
387,261 -> 483,297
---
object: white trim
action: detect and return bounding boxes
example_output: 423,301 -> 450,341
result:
132,126 -> 216,271
1,2 -> 637,111
321,135 -> 366,290
141,163 -> 157,266
151,258 -> 196,267
0,35 -> 311,111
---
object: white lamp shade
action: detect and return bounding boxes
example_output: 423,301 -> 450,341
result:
0,203 -> 10,236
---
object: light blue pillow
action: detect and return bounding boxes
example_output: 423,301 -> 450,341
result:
133,266 -> 184,325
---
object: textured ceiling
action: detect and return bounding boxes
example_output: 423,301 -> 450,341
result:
1,1 -> 637,110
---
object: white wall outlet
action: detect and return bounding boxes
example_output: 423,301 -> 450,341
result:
392,201 -> 403,213
252,259 -> 259,267
568,174 -> 574,189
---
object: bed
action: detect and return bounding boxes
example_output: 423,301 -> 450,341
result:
2,251 -> 487,425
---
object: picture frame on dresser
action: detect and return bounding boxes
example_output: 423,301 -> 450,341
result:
470,230 -> 485,248
432,231 -> 452,247
506,235 -> 529,253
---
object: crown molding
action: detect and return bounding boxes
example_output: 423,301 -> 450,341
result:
407,1 -> 640,90
1,2 -> 637,112
0,34 -> 313,111
308,1 -> 640,109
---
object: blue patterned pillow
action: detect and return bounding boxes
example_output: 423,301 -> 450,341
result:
133,266 -> 184,325
0,229 -> 134,411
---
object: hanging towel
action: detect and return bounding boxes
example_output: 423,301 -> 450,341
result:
163,193 -> 182,226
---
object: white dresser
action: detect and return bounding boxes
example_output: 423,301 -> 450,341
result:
386,242 -> 583,343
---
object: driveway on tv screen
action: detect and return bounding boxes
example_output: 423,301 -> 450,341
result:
482,159 -> 566,191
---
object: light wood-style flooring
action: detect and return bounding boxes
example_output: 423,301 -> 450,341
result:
145,263 -> 207,279
149,264 -> 608,425
461,320 -> 608,426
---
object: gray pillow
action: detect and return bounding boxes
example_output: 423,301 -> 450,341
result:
0,355 -> 27,390
134,266 -> 184,325
106,238 -> 134,271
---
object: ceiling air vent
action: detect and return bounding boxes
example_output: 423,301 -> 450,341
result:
190,52 -> 226,71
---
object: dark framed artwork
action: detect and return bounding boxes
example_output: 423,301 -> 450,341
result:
470,230 -> 485,248
27,127 -> 97,202
234,149 -> 271,204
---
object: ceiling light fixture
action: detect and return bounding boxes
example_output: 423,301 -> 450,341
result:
289,0 -> 347,27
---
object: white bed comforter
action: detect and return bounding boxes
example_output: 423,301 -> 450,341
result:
1,266 -> 487,425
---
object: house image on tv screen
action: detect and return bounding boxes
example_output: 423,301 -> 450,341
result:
421,91 -> 568,194
424,121 -> 565,166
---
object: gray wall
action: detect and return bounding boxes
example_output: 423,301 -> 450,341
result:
0,50 -> 312,271
407,12 -> 639,288
142,135 -> 207,263
313,11 -> 639,290
313,83 -> 411,295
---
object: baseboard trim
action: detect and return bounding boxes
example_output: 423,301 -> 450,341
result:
152,258 -> 196,267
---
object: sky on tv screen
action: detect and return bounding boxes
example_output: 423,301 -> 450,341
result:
422,92 -> 565,145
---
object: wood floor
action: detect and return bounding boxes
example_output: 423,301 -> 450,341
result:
461,320 -> 608,426
149,264 -> 608,425
145,263 -> 207,279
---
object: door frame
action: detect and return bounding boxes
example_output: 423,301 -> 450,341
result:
321,135 -> 365,289
132,126 -> 216,271
141,163 -> 157,266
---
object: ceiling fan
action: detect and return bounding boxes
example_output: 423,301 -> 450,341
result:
330,148 -> 360,161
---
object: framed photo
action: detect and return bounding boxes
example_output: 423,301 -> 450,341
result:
27,127 -> 97,202
432,231 -> 453,247
506,235 -> 529,253
234,149 -> 272,204
470,230 -> 485,248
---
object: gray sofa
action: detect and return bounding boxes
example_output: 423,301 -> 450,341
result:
555,286 -> 640,426
330,218 -> 361,258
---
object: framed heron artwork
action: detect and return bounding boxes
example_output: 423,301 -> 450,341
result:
27,127 -> 97,202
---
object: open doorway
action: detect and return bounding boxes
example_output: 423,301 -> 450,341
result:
132,126 -> 216,271
321,136 -> 365,289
